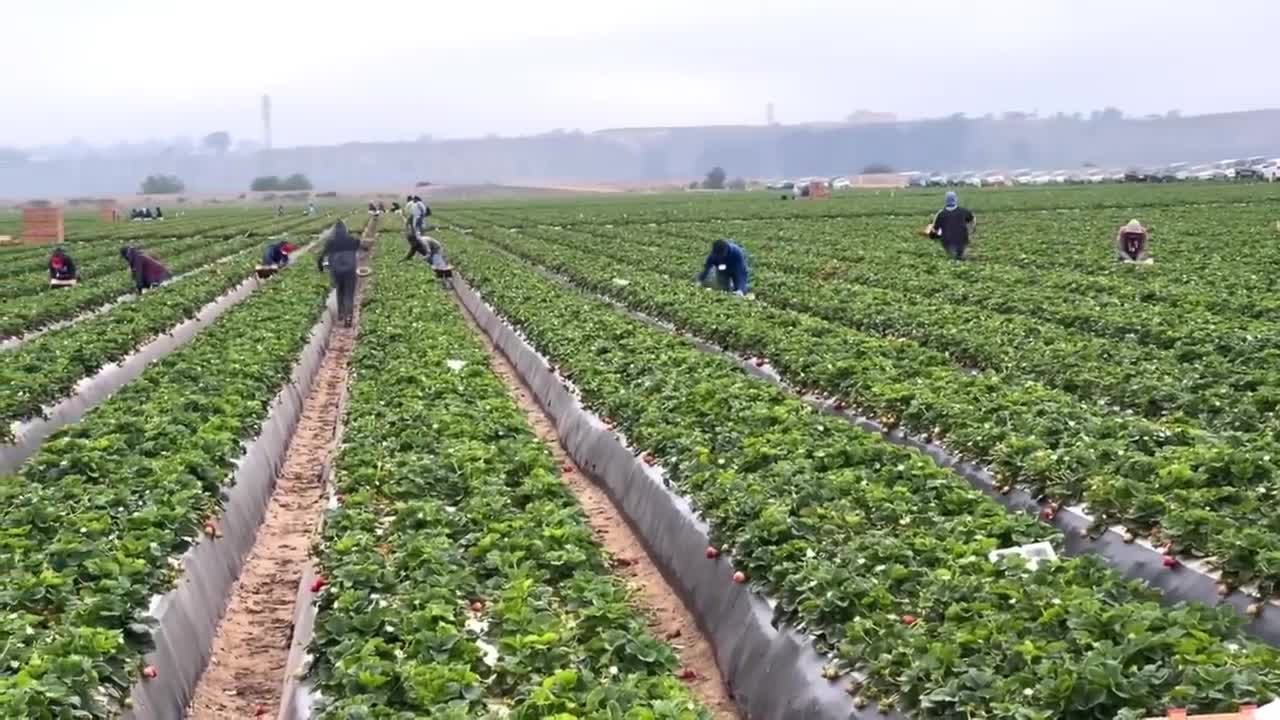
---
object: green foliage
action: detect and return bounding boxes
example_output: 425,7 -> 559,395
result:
251,174 -> 313,192
702,166 -> 726,190
140,174 -> 184,194
308,246 -> 708,718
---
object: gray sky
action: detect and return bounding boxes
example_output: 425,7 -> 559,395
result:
7,0 -> 1279,149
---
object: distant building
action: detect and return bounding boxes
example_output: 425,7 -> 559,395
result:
845,110 -> 898,125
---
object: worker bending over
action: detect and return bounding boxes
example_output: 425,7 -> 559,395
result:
402,222 -> 445,266
121,247 -> 171,292
1116,219 -> 1152,263
317,220 -> 361,328
263,240 -> 296,268
928,191 -> 976,260
696,239 -> 750,295
48,248 -> 78,285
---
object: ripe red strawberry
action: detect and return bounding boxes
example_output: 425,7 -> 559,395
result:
562,463 -> 574,474
677,667 -> 699,680
705,546 -> 720,559
902,614 -> 918,626
1039,507 -> 1056,522
310,576 -> 328,593
753,357 -> 766,367
1162,555 -> 1179,569
470,600 -> 485,612
141,665 -> 158,679
255,704 -> 269,716
732,571 -> 747,584
642,452 -> 656,465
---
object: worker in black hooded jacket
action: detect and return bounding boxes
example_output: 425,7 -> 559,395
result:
317,220 -> 361,327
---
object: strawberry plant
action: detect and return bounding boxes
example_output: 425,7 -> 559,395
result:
306,247 -> 708,717
456,221 -> 1280,595
0,255 -> 331,717
447,235 -> 1280,718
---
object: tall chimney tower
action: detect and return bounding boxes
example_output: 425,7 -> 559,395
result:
262,94 -> 272,150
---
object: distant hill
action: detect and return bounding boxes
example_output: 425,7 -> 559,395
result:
3,110 -> 1278,198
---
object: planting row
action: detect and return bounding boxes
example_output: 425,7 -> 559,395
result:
0,209 -> 336,275
0,235 -> 232,300
456,225 -> 1280,593
305,248 -> 708,718
505,222 -> 1275,436
633,214 -> 1280,352
0,234 -> 265,339
0,261 -> 332,717
446,236 -> 1280,718
444,181 -> 1280,227
0,249 -> 276,436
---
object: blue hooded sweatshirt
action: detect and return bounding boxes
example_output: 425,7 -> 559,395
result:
697,240 -> 749,293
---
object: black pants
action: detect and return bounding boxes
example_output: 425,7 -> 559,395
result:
331,270 -> 357,324
403,241 -> 427,261
943,238 -> 968,260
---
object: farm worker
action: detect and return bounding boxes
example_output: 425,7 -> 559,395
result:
120,246 -> 172,292
306,202 -> 316,216
696,239 -> 750,295
414,196 -> 430,232
403,195 -> 421,228
1115,219 -> 1151,262
154,207 -> 163,220
390,201 -> 401,214
263,240 -> 296,268
928,191 -> 976,260
48,248 -> 78,281
401,222 -> 445,265
317,220 -> 361,328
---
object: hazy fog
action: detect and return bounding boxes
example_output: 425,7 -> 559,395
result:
7,0 -> 1280,149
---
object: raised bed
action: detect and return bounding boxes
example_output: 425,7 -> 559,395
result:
470,233 -> 1280,646
123,292 -> 336,719
0,246 -> 316,475
452,278 -> 885,720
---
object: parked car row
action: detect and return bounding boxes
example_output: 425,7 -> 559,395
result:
900,156 -> 1280,188
766,157 -> 1279,193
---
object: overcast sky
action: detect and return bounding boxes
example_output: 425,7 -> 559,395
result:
6,0 -> 1279,149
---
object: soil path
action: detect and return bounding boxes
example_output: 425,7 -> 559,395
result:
453,295 -> 741,719
186,281 -> 364,720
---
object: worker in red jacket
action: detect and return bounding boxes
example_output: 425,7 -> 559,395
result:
120,246 -> 172,292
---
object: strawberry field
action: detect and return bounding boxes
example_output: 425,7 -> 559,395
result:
3,184 -> 1280,720
425,181 -> 1280,718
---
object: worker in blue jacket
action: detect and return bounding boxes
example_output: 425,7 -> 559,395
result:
696,239 -> 750,295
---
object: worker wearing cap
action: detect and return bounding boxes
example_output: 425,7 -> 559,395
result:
696,239 -> 750,295
1115,219 -> 1151,263
263,240 -> 296,268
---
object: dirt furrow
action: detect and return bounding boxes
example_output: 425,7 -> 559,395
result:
453,294 -> 741,720
186,284 -> 363,720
